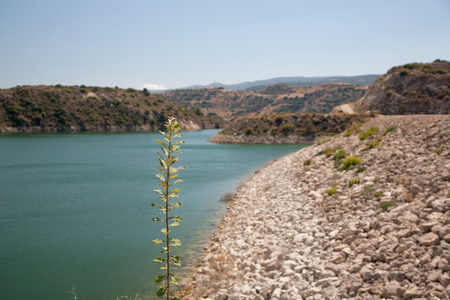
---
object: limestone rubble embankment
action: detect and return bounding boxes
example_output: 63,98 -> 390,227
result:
183,115 -> 450,300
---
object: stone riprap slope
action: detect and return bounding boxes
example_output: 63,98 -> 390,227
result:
183,115 -> 450,300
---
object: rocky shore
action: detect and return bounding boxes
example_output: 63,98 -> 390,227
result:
182,115 -> 450,299
208,133 -> 321,145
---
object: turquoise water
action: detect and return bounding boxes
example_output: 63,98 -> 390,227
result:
0,130 -> 306,300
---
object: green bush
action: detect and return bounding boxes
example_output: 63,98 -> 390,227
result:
365,138 -> 379,150
399,69 -> 410,76
317,137 -> 332,145
340,156 -> 362,170
379,200 -> 397,211
383,127 -> 395,135
327,188 -> 337,196
374,191 -> 385,198
348,178 -> 360,187
356,167 -> 367,173
245,127 -> 253,136
281,124 -> 292,135
275,116 -> 283,125
303,158 -> 314,166
343,123 -> 362,137
333,150 -> 347,162
359,126 -> 379,140
435,145 -> 444,155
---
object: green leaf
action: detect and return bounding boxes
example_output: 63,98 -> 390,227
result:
156,287 -> 167,297
170,179 -> 183,187
171,255 -> 182,266
173,133 -> 182,138
153,257 -> 165,264
153,189 -> 163,195
154,275 -> 164,284
169,221 -> 180,227
152,217 -> 163,222
156,140 -> 168,148
169,215 -> 182,221
155,165 -> 165,173
170,297 -> 180,300
174,140 -> 185,145
152,238 -> 163,244
170,275 -> 179,285
155,174 -> 166,182
162,147 -> 169,157
169,174 -> 179,180
161,228 -> 169,235
170,238 -> 181,247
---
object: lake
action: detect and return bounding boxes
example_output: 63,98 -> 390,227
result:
0,130 -> 306,299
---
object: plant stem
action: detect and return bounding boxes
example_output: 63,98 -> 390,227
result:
165,137 -> 172,300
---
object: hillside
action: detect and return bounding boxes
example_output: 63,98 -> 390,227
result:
354,60 -> 450,114
164,83 -> 367,120
180,74 -> 379,91
0,85 -> 225,133
184,115 -> 450,299
209,113 -> 368,144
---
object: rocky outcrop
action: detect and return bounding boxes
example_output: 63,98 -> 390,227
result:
182,115 -> 450,299
354,61 -> 450,115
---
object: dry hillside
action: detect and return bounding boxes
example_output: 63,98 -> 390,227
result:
164,83 -> 367,119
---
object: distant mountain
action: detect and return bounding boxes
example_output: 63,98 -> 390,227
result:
180,75 -> 380,91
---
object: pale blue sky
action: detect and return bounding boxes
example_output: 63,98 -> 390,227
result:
1,0 -> 449,90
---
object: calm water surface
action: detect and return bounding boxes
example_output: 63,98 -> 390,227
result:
0,130 -> 306,299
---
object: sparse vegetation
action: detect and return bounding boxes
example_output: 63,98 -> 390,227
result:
333,150 -> 347,162
303,158 -> 314,166
348,178 -> 361,187
359,126 -> 379,140
365,138 -> 380,150
317,137 -> 332,145
435,145 -> 444,155
327,188 -> 337,196
374,191 -> 385,198
379,200 -> 397,211
343,123 -> 363,137
356,167 -> 367,173
383,127 -> 395,135
340,156 -> 363,170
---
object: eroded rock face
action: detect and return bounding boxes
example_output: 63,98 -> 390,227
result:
354,61 -> 450,115
182,115 -> 450,300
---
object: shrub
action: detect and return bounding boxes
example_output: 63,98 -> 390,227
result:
348,178 -> 361,187
362,187 -> 374,194
435,145 -> 444,155
356,167 -> 367,173
245,127 -> 253,136
340,156 -> 362,170
379,200 -> 397,211
151,117 -> 185,299
333,150 -> 347,162
317,137 -> 332,145
343,123 -> 362,137
303,158 -> 314,166
383,127 -> 395,135
365,138 -> 379,150
275,116 -> 283,125
399,69 -> 410,76
374,191 -> 385,198
327,188 -> 337,196
331,182 -> 338,188
359,126 -> 379,140
281,124 -> 292,135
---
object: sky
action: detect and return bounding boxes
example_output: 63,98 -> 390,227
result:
0,0 -> 449,90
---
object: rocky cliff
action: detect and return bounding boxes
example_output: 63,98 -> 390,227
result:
354,60 -> 450,115
183,115 -> 450,299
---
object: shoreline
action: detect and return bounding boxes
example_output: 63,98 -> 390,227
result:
182,115 -> 450,299
208,133 -> 332,145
